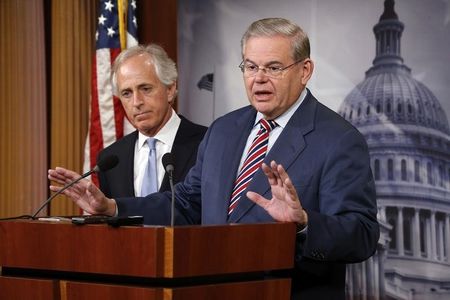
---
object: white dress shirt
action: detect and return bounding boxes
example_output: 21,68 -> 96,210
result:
134,110 -> 181,196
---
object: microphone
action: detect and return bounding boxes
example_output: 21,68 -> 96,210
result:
93,154 -> 119,173
162,153 -> 175,226
162,153 -> 175,174
32,154 -> 119,218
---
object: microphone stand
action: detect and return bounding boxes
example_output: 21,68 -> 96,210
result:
168,170 -> 175,227
32,169 -> 95,219
162,153 -> 175,227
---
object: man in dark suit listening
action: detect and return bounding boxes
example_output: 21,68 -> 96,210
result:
49,18 -> 379,299
97,44 -> 206,198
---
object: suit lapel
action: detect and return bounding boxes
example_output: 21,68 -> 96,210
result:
213,108 -> 256,223
228,93 -> 317,223
121,131 -> 138,196
160,117 -> 205,191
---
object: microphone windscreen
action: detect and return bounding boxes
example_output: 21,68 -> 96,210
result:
96,155 -> 119,172
162,153 -> 175,172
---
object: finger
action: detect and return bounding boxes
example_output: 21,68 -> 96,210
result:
87,182 -> 104,199
49,169 -> 75,186
246,191 -> 270,209
270,161 -> 283,186
48,170 -> 69,184
49,184 -> 79,197
55,167 -> 82,182
269,160 -> 278,175
49,184 -> 69,194
277,164 -> 293,191
62,188 -> 82,201
48,173 -> 86,196
86,182 -> 109,213
49,185 -> 61,192
277,164 -> 302,206
261,163 -> 277,185
66,183 -> 86,197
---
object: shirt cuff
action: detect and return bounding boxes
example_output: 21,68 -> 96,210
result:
296,224 -> 308,235
113,200 -> 119,217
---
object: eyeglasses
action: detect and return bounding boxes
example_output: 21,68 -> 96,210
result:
239,59 -> 304,78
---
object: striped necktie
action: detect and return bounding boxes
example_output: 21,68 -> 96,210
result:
228,119 -> 278,215
141,137 -> 158,196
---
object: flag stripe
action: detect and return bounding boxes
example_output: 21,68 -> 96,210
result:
96,49 -> 116,148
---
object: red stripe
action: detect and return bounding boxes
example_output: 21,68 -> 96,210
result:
231,159 -> 264,199
231,181 -> 249,199
228,202 -> 237,212
89,54 -> 103,186
247,132 -> 268,153
110,49 -> 125,140
113,95 -> 125,139
240,146 -> 267,172
236,158 -> 263,185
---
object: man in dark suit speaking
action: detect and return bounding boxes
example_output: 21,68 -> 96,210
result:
49,18 -> 379,299
97,44 -> 206,198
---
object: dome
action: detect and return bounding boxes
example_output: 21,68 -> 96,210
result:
338,0 -> 449,135
340,69 -> 450,135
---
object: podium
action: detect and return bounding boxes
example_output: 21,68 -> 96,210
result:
0,220 -> 296,299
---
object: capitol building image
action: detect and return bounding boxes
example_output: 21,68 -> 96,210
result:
338,0 -> 450,299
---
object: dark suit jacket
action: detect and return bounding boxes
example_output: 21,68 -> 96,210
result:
116,91 -> 379,299
97,115 -> 207,198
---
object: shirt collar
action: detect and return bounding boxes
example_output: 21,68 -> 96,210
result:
254,88 -> 308,128
137,109 -> 181,149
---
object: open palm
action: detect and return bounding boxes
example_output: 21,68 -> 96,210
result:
247,161 -> 307,225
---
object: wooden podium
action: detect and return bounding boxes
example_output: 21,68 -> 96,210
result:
0,220 -> 296,300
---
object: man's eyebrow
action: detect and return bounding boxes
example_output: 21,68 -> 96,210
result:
119,87 -> 131,93
137,83 -> 152,88
243,58 -> 283,65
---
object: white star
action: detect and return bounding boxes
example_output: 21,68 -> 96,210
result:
107,27 -> 115,37
98,14 -> 107,25
95,30 -> 99,41
131,0 -> 136,10
133,16 -> 137,27
105,0 -> 114,12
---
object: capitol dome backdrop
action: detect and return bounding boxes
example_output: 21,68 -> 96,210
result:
339,1 -> 450,299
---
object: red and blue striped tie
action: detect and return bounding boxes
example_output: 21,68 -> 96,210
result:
228,119 -> 278,215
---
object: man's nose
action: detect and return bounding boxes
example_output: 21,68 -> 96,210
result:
254,68 -> 269,82
132,92 -> 144,106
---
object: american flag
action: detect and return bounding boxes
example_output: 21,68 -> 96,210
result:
83,0 -> 138,185
197,73 -> 214,92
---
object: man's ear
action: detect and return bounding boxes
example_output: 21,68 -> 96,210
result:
167,82 -> 177,104
301,58 -> 314,85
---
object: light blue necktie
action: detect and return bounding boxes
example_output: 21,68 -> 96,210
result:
141,137 -> 158,196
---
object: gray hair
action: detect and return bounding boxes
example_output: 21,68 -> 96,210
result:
111,44 -> 178,95
241,18 -> 310,61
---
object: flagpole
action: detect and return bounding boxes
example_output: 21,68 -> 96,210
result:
118,0 -> 127,49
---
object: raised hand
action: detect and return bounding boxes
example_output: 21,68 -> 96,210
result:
48,167 -> 116,215
246,160 -> 308,226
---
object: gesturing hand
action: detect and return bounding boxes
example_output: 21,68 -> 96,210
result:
48,167 -> 116,216
246,160 -> 308,227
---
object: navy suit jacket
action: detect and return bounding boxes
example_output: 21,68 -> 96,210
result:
98,115 -> 207,198
116,91 -> 379,298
